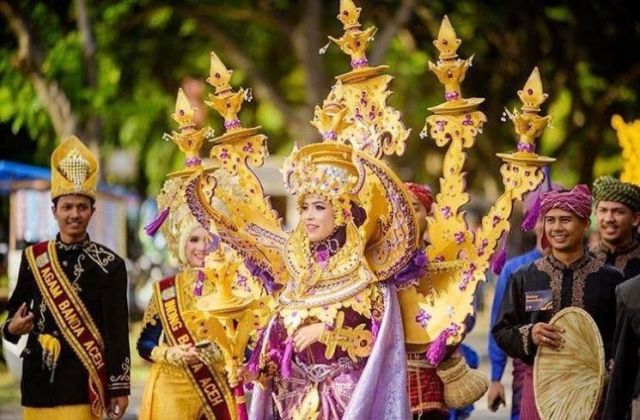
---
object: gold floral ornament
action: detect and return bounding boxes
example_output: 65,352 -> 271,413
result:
51,136 -> 98,200
184,249 -> 272,389
324,0 -> 410,158
153,83 -> 272,415
164,88 -> 213,175
612,115 -> 640,186
398,16 -> 554,359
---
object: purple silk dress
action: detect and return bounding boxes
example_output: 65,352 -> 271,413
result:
249,284 -> 410,419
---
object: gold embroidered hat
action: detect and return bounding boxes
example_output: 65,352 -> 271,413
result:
50,136 -> 99,200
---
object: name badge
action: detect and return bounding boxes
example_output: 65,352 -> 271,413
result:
525,289 -> 553,312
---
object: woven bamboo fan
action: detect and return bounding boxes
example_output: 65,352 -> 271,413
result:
533,307 -> 605,420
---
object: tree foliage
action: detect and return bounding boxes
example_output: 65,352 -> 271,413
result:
1,0 -> 639,196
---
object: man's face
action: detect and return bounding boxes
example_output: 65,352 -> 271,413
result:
595,200 -> 640,246
409,195 -> 429,238
52,195 -> 94,239
544,208 -> 587,253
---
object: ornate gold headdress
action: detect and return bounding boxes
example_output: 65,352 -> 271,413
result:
282,142 -> 359,226
183,1 -> 421,289
50,135 -> 99,200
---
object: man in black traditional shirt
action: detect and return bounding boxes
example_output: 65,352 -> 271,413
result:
0,136 -> 130,419
589,175 -> 640,279
492,184 -> 623,420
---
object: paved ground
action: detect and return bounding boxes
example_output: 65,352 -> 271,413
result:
0,294 -> 515,419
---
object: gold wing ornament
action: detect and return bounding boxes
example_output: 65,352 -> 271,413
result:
182,52 -> 290,291
398,17 -> 555,361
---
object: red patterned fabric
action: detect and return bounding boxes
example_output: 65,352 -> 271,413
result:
519,364 -> 541,420
405,182 -> 434,213
540,184 -> 592,220
406,353 -> 447,414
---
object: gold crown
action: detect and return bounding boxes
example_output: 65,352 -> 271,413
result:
51,136 -> 98,200
283,143 -> 358,199
156,177 -> 200,264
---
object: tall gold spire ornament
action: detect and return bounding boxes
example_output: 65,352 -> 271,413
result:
323,0 -> 410,158
398,16 -> 555,361
612,115 -> 640,186
164,88 -> 213,174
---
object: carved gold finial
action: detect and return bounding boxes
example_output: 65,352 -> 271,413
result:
502,67 -> 554,158
207,51 -> 233,96
319,3 -> 408,156
199,252 -> 247,312
427,16 -> 482,111
329,0 -> 378,74
433,15 -> 462,60
172,88 -> 197,129
337,0 -> 362,31
517,67 -> 549,113
205,51 -> 246,133
164,88 -> 211,168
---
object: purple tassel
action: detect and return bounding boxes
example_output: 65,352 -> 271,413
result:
490,238 -> 508,276
144,207 -> 170,237
281,338 -> 294,379
521,194 -> 542,231
391,250 -> 427,287
426,329 -> 450,366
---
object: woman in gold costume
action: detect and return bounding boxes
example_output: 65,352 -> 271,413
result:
240,144 -> 423,419
137,176 -> 237,420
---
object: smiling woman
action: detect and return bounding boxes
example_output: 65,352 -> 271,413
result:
137,178 -> 238,420
299,194 -> 336,243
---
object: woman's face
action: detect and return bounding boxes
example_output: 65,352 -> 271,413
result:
300,194 -> 336,243
185,226 -> 209,268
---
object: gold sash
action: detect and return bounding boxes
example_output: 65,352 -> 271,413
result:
154,275 -> 235,420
